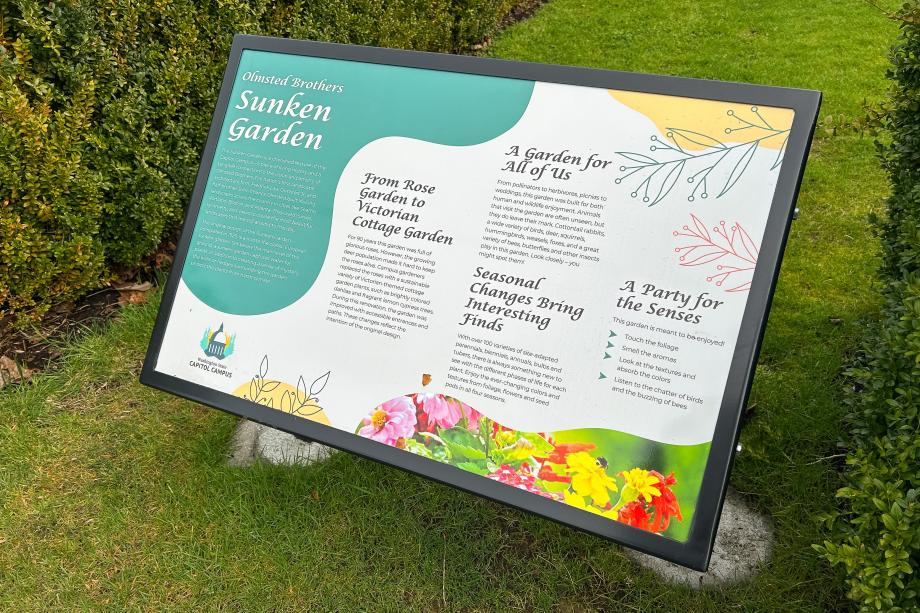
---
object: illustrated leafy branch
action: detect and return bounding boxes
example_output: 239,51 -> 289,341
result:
673,214 -> 759,293
243,354 -> 330,418
616,106 -> 789,206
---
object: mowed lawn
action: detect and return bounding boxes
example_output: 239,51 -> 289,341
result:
0,1 -> 896,611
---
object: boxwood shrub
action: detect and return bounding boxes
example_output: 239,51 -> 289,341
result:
816,3 -> 920,611
0,0 -> 522,318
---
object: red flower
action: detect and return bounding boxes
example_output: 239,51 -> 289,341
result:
412,394 -> 434,433
546,442 -> 596,464
538,463 -> 571,483
647,471 -> 683,533
491,421 -> 505,437
618,501 -> 652,530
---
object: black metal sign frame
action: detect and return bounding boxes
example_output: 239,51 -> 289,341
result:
141,34 -> 820,571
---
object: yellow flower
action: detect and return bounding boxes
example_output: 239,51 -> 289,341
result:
500,437 -> 537,461
566,452 -> 618,506
595,506 -> 619,520
619,468 -> 661,503
564,489 -> 618,519
563,489 -> 587,509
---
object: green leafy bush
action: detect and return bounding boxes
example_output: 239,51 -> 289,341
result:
816,3 -> 920,610
0,0 -> 523,319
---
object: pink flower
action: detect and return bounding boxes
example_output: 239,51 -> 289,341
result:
358,396 -> 417,446
456,400 -> 482,430
416,393 -> 462,429
486,464 -> 558,499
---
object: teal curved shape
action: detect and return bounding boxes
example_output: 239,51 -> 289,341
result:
184,50 -> 534,315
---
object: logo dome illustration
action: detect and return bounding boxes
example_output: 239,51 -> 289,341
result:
200,323 -> 235,360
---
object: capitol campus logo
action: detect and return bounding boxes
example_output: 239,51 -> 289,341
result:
200,323 -> 236,360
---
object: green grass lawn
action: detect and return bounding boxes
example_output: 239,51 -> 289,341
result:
0,1 -> 897,610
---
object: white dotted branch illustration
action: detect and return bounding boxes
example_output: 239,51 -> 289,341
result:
616,106 -> 790,206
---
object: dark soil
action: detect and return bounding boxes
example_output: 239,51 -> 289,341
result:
0,235 -> 174,374
0,288 -> 123,370
499,0 -> 551,30
469,0 -> 550,52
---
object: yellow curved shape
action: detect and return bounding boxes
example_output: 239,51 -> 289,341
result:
231,380 -> 331,426
609,90 -> 793,151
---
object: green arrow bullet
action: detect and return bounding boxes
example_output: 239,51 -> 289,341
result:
604,352 -> 612,359
607,341 -> 615,348
609,330 -> 617,337
598,372 -> 607,380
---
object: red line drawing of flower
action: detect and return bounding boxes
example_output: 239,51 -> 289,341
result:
673,214 -> 759,292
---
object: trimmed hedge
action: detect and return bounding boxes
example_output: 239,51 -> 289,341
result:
0,0 -> 520,318
816,3 -> 920,611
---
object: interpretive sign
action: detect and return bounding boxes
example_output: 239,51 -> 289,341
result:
141,34 -> 820,570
